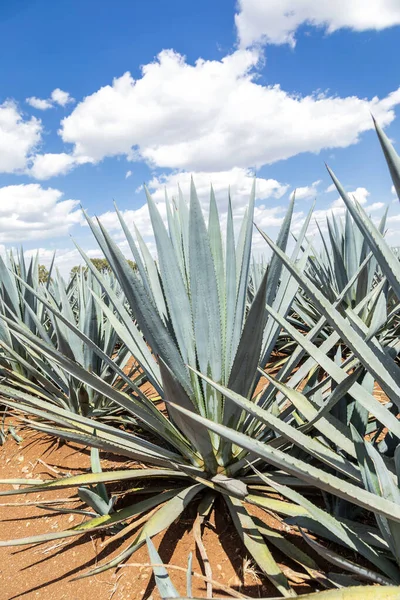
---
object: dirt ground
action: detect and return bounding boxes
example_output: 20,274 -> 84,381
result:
0,423 -> 319,600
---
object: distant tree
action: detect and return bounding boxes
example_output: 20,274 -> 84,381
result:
38,264 -> 51,284
127,260 -> 138,272
69,258 -> 137,279
70,265 -> 82,278
90,258 -> 111,273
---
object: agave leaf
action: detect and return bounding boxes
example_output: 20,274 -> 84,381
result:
73,241 -> 162,387
208,185 -> 225,328
230,181 -> 255,368
134,222 -> 168,320
224,264 -> 269,432
259,369 -> 356,459
246,495 -> 309,518
90,446 -> 109,505
159,359 -> 214,471
303,368 -> 363,432
113,203 -> 155,303
0,468 -> 186,496
255,470 -> 400,584
188,178 -> 222,424
268,251 -> 373,402
0,488 -> 179,547
77,484 -> 204,579
251,515 -> 324,581
299,528 -> 393,585
224,192 -> 237,378
14,268 -> 161,395
258,227 -> 400,410
260,203 -> 313,369
2,321 -> 193,455
77,487 -> 111,516
190,368 -> 360,481
145,185 -> 196,370
84,211 -> 193,394
168,401 -> 400,526
146,536 -> 180,598
0,390 -> 184,468
373,116 -> 400,201
290,515 -> 388,552
327,166 -> 400,302
259,300 -> 400,438
226,496 -> 296,597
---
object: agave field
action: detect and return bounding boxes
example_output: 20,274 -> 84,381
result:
1,119 -> 400,599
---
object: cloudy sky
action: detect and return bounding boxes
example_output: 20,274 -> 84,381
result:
1,0 -> 400,275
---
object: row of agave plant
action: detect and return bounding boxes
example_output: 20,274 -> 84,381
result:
0,118 -> 399,599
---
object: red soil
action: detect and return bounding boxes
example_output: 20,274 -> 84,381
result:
0,424 -> 316,600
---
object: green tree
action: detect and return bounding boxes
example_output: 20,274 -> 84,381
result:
70,258 -> 137,279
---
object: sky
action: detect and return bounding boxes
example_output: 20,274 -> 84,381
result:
1,0 -> 400,276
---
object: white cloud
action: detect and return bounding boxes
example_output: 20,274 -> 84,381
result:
366,202 -> 385,212
325,183 -> 336,193
30,153 -> 77,179
235,0 -> 400,47
26,88 -> 74,113
0,101 -> 42,173
0,184 -> 82,242
29,153 -> 92,179
331,186 -> 370,209
145,167 -> 288,209
295,187 -> 371,237
26,97 -> 53,110
126,170 -> 132,179
57,49 -> 400,175
292,180 -> 321,200
51,88 -> 74,107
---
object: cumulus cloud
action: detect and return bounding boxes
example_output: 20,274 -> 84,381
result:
331,186 -> 370,209
145,167 -> 288,208
125,170 -> 132,179
325,183 -> 337,193
292,180 -> 321,200
367,202 -> 385,212
0,183 -> 82,242
26,88 -> 74,111
56,49 -> 400,176
51,88 -> 74,106
26,97 -> 53,110
29,153 -> 92,180
0,101 -> 42,173
235,0 -> 400,47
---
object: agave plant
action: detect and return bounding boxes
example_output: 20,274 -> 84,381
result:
156,120 -> 400,587
0,249 -> 54,376
305,209 -> 385,309
0,265 -> 139,420
0,182 -> 334,597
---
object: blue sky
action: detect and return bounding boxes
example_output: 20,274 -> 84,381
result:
1,0 -> 400,275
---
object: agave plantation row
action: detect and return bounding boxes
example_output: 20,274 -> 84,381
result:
0,119 -> 400,599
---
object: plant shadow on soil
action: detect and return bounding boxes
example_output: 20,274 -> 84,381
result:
0,424 -> 377,599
